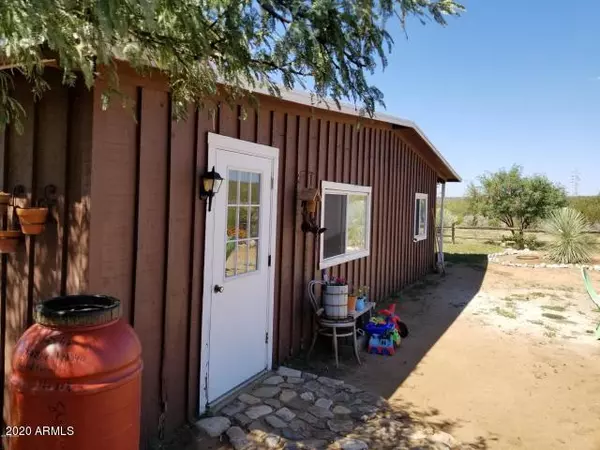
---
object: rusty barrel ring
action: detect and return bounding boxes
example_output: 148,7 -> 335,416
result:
34,295 -> 122,328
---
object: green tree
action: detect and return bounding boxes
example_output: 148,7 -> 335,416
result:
467,165 -> 567,245
0,0 -> 463,129
569,196 -> 600,226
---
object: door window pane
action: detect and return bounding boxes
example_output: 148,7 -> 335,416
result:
225,169 -> 262,277
225,242 -> 237,277
250,173 -> 261,205
237,242 -> 248,275
249,207 -> 260,238
227,207 -> 237,241
228,170 -> 239,204
239,172 -> 250,204
239,207 -> 249,239
248,240 -> 259,271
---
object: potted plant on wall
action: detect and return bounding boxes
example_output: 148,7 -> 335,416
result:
0,191 -> 10,215
14,185 -> 57,236
16,205 -> 49,235
0,230 -> 21,253
0,190 -> 22,253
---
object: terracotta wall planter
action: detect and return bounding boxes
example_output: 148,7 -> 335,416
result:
0,231 -> 21,253
16,207 -> 49,235
0,192 -> 10,215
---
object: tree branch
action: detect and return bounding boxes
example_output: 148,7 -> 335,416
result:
258,1 -> 291,24
250,58 -> 310,76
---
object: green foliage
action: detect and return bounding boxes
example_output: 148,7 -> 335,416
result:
0,0 -> 464,128
543,207 -> 593,264
347,195 -> 367,250
443,241 -> 503,256
226,241 -> 236,260
569,196 -> 600,226
435,208 -> 457,227
500,233 -> 541,250
467,165 -> 567,244
443,197 -> 469,216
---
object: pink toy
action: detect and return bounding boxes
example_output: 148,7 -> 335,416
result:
378,304 -> 409,338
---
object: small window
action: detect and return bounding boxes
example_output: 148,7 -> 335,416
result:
320,181 -> 371,269
414,193 -> 428,241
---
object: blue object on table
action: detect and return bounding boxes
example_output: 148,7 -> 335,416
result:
355,297 -> 365,312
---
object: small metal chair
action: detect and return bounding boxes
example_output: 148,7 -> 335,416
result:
307,281 -> 361,368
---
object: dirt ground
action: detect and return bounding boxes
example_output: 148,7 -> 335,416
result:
302,261 -> 600,449
494,250 -> 600,266
174,260 -> 600,449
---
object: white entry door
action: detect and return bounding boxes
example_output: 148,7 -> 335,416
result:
201,133 -> 278,410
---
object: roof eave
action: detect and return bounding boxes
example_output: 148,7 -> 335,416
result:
252,86 -> 461,182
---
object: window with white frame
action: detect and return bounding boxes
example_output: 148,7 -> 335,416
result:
320,181 -> 371,269
414,193 -> 428,241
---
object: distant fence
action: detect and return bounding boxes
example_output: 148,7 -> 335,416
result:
441,224 -> 600,245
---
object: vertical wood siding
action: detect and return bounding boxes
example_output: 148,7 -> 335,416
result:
1,68 -> 440,447
0,71 -> 93,433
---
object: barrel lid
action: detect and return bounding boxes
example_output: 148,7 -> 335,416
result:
34,295 -> 121,327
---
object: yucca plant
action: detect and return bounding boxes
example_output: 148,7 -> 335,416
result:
544,207 -> 593,264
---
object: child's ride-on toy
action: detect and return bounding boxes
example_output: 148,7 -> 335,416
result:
368,335 -> 395,355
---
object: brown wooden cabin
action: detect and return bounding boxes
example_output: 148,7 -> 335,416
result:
0,64 -> 460,448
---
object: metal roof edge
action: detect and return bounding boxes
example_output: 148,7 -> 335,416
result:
252,86 -> 461,182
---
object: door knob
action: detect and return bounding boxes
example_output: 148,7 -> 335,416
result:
214,285 -> 225,293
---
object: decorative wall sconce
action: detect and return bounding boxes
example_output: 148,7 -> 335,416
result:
297,171 -> 326,235
199,166 -> 224,212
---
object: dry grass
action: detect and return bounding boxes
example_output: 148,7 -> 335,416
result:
494,306 -> 518,319
541,304 -> 567,312
542,312 -> 567,321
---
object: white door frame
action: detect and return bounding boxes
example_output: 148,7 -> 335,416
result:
199,132 -> 279,415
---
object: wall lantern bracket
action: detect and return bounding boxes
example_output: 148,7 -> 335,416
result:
199,166 -> 224,212
296,171 -> 326,235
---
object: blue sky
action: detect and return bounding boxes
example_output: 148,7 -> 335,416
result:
368,0 -> 600,197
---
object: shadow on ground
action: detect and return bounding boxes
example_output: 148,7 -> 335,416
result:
287,253 -> 488,398
160,255 -> 490,450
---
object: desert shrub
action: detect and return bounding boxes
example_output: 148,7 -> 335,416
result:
443,198 -> 470,217
500,234 -> 541,250
487,217 -> 501,227
569,196 -> 600,226
436,209 -> 458,228
543,207 -> 593,264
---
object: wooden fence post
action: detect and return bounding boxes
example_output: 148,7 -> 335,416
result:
451,223 -> 456,244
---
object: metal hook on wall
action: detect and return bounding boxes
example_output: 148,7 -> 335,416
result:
38,184 -> 58,208
10,185 -> 26,206
296,170 -> 316,189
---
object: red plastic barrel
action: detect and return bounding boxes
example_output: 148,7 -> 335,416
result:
8,295 -> 142,450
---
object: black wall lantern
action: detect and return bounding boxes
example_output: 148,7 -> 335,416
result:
199,166 -> 224,212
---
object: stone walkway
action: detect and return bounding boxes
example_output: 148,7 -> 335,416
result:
195,367 -> 461,450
